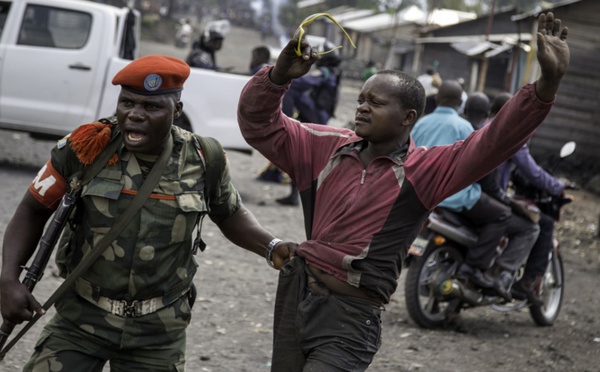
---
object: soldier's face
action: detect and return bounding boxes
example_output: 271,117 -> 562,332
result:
116,90 -> 181,154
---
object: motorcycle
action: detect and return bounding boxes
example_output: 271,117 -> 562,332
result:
403,142 -> 576,329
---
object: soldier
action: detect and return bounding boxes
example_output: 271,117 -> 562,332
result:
0,55 -> 296,371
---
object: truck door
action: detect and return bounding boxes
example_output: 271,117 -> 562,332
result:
0,1 -> 105,134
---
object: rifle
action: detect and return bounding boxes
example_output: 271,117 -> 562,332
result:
0,177 -> 82,359
0,129 -> 122,361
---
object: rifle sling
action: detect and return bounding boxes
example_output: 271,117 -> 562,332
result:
0,134 -> 173,358
80,132 -> 124,187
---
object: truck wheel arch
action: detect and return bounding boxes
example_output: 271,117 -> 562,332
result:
174,112 -> 193,132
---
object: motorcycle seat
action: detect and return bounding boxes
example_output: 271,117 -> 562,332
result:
428,208 -> 478,248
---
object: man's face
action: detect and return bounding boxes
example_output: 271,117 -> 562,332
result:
116,90 -> 181,155
354,74 -> 414,144
210,39 -> 223,51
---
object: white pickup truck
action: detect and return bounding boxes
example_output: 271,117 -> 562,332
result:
0,0 -> 252,152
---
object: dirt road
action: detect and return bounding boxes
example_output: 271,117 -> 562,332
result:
0,24 -> 599,372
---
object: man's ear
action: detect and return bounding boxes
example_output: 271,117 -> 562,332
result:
174,102 -> 184,119
401,109 -> 418,127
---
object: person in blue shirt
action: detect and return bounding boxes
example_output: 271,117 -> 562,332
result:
411,81 -> 540,300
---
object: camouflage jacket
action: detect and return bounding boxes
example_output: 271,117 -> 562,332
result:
53,122 -> 240,302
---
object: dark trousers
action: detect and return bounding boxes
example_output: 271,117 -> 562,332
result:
495,214 -> 540,272
460,192 -> 512,270
271,258 -> 382,372
524,212 -> 555,277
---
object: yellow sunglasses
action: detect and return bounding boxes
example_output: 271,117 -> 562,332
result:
292,13 -> 356,57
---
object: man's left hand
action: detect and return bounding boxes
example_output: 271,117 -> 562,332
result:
535,12 -> 570,102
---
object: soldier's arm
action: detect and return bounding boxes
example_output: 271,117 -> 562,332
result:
217,204 -> 296,269
0,193 -> 50,324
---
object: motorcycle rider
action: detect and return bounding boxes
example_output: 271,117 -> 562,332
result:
488,92 -> 566,305
462,91 -> 490,130
411,82 -> 540,300
186,29 -> 225,71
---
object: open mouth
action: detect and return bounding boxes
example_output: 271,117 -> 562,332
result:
126,130 -> 147,143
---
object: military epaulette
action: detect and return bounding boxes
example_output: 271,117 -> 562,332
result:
69,121 -> 119,166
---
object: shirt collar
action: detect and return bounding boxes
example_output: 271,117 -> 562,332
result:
336,138 -> 410,165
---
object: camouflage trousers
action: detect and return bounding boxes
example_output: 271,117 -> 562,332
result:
23,290 -> 193,371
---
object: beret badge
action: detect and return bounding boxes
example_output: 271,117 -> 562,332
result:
144,74 -> 163,92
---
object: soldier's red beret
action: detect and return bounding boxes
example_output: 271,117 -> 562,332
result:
112,55 -> 190,95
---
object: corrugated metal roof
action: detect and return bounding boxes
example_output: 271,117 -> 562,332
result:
341,5 -> 425,33
427,8 -> 477,26
451,40 -> 497,56
340,6 -> 476,33
297,0 -> 326,9
511,0 -> 582,21
417,33 -> 532,44
330,9 -> 376,23
450,39 -> 528,58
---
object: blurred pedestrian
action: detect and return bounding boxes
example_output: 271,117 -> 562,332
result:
361,60 -> 379,81
418,67 -> 442,115
249,45 -> 271,75
457,77 -> 469,114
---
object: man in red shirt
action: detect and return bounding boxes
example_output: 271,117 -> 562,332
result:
238,13 -> 569,371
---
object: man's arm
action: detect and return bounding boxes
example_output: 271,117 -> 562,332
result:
0,193 -> 51,325
237,40 -> 354,182
406,12 -> 569,209
216,204 -> 296,269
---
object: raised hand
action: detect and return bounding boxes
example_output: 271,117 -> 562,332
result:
269,39 -> 319,85
536,12 -> 570,102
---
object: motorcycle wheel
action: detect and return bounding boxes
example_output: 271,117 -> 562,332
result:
404,244 -> 464,328
529,251 -> 564,326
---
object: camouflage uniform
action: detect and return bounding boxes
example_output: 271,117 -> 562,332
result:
24,123 -> 240,371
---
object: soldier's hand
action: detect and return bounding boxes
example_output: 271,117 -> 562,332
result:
271,241 -> 298,270
269,39 -> 319,85
0,280 -> 45,326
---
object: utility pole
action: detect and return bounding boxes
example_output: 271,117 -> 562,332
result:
477,0 -> 496,92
